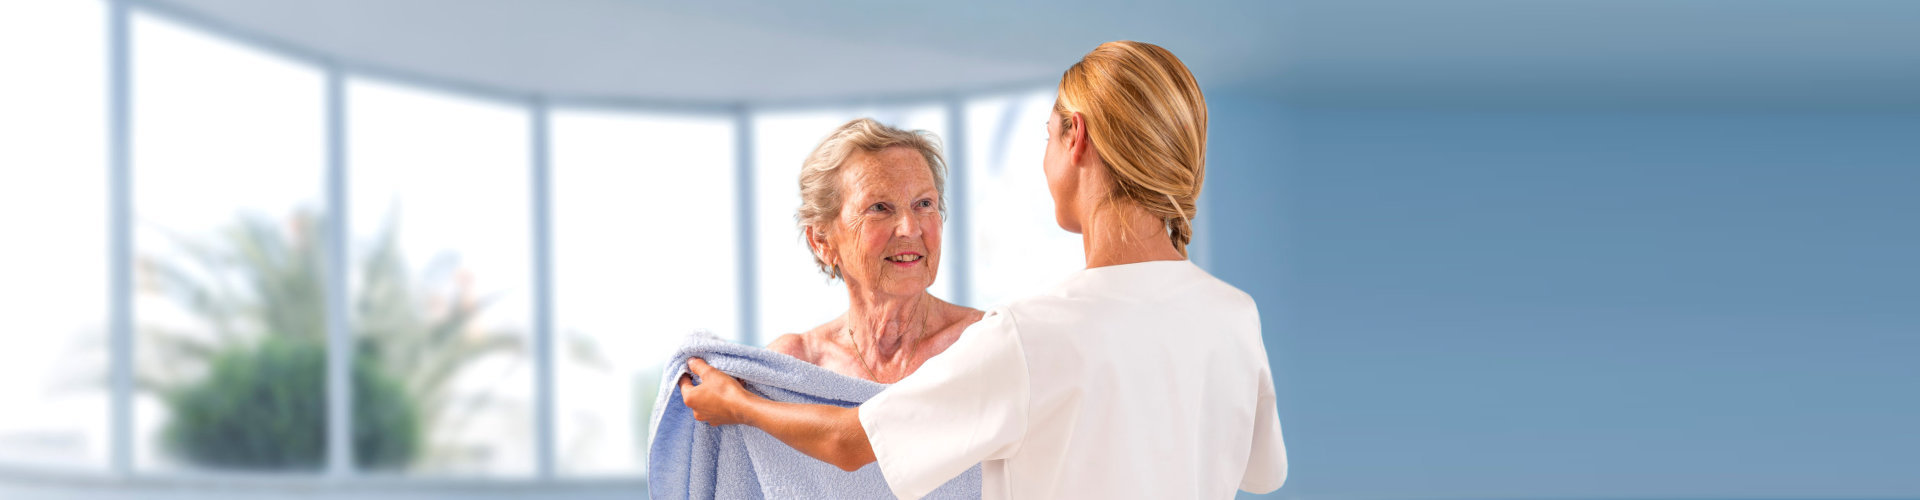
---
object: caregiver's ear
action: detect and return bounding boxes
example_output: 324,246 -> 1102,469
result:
1066,111 -> 1093,163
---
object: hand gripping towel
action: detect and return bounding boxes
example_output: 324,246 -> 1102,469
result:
648,331 -> 982,499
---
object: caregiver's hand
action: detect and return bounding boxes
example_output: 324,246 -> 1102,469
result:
680,358 -> 754,426
676,358 -> 877,471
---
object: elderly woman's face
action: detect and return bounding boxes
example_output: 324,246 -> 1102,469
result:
825,147 -> 943,297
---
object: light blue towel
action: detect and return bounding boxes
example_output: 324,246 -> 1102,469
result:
647,331 -> 982,499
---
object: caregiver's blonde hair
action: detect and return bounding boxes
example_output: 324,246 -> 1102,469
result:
1054,40 -> 1207,258
796,118 -> 948,278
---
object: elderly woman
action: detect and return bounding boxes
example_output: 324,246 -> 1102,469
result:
765,118 -> 984,383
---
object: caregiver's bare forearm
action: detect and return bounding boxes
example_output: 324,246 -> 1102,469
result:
741,398 -> 876,472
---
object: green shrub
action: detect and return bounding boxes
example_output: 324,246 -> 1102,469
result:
160,335 -> 419,470
141,209 -> 533,471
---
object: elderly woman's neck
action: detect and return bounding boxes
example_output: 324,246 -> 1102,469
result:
844,291 -> 939,355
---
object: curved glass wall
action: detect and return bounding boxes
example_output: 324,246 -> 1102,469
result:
0,0 -> 1080,482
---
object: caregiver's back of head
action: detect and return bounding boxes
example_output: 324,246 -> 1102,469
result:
857,40 -> 1288,499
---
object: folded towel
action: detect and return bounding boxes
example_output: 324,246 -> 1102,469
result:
648,330 -> 982,499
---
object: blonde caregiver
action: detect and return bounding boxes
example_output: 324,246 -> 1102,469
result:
679,41 -> 1287,499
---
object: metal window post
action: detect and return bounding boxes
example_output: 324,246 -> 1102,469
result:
943,99 -> 972,305
323,64 -> 354,478
530,98 -> 557,479
732,106 -> 758,345
106,0 -> 134,478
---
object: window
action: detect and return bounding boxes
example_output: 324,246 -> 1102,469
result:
751,105 -> 955,339
1,1 -> 1055,482
128,11 -> 327,473
0,0 -> 109,471
347,78 -> 533,476
549,109 -> 737,476
963,90 -> 1083,308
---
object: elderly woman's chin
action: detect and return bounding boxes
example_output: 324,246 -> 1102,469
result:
765,118 -> 984,383
872,265 -> 938,296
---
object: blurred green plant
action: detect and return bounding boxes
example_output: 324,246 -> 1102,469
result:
137,207 -> 559,470
159,335 -> 418,469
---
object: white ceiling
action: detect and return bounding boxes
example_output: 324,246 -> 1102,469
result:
152,0 -> 1920,107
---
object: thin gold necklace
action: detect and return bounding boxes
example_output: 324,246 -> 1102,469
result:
844,327 -> 883,382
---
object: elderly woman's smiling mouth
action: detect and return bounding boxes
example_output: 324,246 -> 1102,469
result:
884,251 -> 923,265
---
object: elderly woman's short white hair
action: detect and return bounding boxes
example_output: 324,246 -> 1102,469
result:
796,118 -> 948,279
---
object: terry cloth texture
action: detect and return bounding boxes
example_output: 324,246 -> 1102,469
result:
648,330 -> 982,499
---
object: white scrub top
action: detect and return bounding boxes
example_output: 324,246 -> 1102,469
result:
858,260 -> 1287,500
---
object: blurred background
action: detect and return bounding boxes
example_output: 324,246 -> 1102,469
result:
1,0 -> 1915,499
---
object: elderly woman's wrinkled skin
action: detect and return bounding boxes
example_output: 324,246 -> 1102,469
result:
768,146 -> 983,383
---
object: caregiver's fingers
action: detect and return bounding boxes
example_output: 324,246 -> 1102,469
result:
687,357 -> 715,377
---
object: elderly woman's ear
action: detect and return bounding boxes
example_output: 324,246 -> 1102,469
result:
805,225 -> 838,279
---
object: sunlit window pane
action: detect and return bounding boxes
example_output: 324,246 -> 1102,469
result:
347,78 -> 532,476
550,109 -> 737,476
0,0 -> 109,471
752,105 -> 954,340
963,90 -> 1082,308
129,11 -> 327,473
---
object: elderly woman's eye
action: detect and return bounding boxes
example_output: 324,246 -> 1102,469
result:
915,199 -> 934,209
869,202 -> 889,213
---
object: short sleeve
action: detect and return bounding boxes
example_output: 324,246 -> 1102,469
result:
859,309 -> 1031,500
1239,363 -> 1288,493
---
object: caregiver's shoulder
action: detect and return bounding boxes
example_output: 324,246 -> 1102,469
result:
1189,267 -> 1263,339
1193,268 -> 1259,316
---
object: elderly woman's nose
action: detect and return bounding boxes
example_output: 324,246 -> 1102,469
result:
893,212 -> 921,237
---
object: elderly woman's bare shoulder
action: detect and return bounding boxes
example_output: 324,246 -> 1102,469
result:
766,319 -> 846,363
766,333 -> 809,360
922,302 -> 987,355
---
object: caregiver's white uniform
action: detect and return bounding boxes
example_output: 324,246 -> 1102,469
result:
859,260 -> 1287,500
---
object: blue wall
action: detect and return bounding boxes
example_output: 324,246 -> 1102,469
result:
1205,91 -> 1920,498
